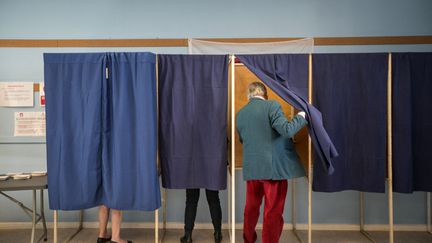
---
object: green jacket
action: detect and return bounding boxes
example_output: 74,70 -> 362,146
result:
236,98 -> 308,180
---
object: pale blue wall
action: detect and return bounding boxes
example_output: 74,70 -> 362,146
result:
1,0 -> 432,38
0,0 -> 432,225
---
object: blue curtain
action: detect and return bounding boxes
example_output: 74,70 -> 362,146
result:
392,53 -> 432,193
312,54 -> 387,192
237,54 -> 337,175
158,55 -> 228,190
45,52 -> 161,210
45,53 -> 105,210
102,53 -> 161,210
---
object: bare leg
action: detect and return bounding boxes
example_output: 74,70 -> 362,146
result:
111,209 -> 128,243
98,205 -> 110,238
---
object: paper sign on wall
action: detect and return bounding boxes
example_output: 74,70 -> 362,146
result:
0,82 -> 34,107
14,112 -> 46,136
39,82 -> 45,107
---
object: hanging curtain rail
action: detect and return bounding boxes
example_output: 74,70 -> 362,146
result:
1,36 -> 432,47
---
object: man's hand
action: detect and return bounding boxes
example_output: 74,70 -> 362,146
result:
297,111 -> 306,119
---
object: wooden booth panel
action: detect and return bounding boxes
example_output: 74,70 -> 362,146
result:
293,109 -> 309,174
2,36 -> 432,47
232,64 -> 309,171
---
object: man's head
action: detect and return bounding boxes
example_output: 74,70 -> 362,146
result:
248,82 -> 268,100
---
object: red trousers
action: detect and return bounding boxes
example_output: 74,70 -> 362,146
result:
243,180 -> 288,243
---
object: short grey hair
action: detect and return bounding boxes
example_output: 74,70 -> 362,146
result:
247,82 -> 267,99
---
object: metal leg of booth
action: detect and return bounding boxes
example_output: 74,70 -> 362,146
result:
427,192 -> 432,235
53,210 -> 84,243
292,179 -> 304,243
359,192 -> 376,243
63,210 -> 83,242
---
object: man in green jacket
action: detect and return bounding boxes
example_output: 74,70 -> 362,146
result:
236,82 -> 308,243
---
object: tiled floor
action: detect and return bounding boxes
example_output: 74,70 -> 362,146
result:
0,228 -> 431,243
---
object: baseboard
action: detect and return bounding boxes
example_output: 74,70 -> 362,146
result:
0,222 -> 428,232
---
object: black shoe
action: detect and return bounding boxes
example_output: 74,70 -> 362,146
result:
214,230 -> 222,243
180,232 -> 193,243
109,241 -> 132,243
97,237 -> 111,243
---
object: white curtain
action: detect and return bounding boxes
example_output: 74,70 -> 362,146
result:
188,38 -> 314,54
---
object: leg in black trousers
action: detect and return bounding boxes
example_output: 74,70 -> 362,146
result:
181,189 -> 200,243
181,189 -> 223,243
205,189 -> 223,242
184,189 -> 200,232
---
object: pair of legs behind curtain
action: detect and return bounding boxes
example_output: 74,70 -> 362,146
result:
181,189 -> 222,243
244,180 -> 288,243
98,205 -> 131,243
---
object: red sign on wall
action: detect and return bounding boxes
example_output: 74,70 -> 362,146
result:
40,83 -> 45,107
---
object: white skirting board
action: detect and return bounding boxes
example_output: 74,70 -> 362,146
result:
0,222 -> 427,232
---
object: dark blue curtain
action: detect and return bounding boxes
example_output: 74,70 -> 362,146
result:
393,53 -> 432,193
158,55 -> 228,190
312,54 -> 387,192
103,53 -> 161,210
45,53 -> 105,210
237,54 -> 337,175
45,52 -> 161,210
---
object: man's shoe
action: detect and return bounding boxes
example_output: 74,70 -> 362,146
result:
214,230 -> 222,243
180,232 -> 193,243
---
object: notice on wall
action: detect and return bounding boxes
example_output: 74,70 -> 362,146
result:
14,112 -> 46,136
0,82 -> 34,107
39,82 -> 45,107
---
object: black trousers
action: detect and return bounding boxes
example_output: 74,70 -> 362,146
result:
184,189 -> 222,232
